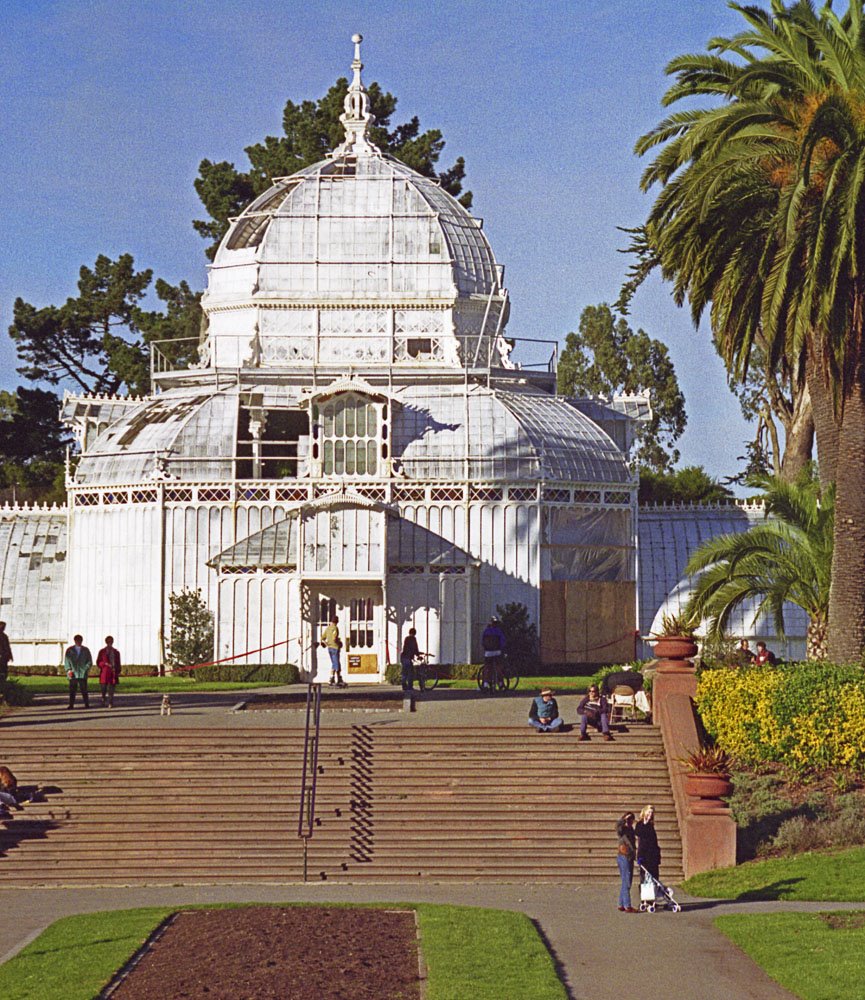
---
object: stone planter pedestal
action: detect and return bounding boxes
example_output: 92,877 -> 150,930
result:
652,637 -> 698,674
684,773 -> 733,814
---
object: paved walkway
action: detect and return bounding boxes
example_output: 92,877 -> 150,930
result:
2,685 -> 862,998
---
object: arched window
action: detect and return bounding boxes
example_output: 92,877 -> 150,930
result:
315,393 -> 381,477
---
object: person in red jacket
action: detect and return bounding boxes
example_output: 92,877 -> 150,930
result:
754,641 -> 777,666
97,636 -> 122,708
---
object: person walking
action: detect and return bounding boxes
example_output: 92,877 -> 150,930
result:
616,812 -> 637,912
0,621 -> 12,685
400,627 -> 420,692
321,616 -> 345,687
64,635 -> 93,709
97,636 -> 122,708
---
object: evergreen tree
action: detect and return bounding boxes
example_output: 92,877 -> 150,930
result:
557,303 -> 686,471
167,589 -> 214,671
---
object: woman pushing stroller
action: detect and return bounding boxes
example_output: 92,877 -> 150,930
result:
635,804 -> 681,912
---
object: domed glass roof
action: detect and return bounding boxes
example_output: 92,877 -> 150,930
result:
73,384 -> 629,487
205,38 -> 502,310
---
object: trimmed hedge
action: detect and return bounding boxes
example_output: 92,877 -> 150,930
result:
385,663 -> 483,684
0,680 -> 34,706
189,663 -> 299,684
697,661 -> 865,771
11,664 -> 159,677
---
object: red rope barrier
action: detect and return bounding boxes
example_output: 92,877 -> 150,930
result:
580,630 -> 640,654
178,636 -> 303,672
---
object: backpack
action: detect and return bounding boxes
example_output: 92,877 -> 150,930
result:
482,629 -> 502,652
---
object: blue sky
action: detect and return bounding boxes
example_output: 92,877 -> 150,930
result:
0,0 -> 756,482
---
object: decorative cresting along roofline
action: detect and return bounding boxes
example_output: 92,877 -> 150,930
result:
331,33 -> 379,159
299,376 -> 399,407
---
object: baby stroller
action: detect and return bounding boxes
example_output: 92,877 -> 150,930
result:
638,864 -> 682,913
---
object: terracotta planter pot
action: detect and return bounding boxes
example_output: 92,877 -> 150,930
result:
653,637 -> 698,660
684,773 -> 733,799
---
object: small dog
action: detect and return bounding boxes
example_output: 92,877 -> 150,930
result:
160,694 -> 172,717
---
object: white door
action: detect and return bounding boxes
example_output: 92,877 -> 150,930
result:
313,587 -> 382,683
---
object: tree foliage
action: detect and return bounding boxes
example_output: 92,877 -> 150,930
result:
0,387 -> 70,503
635,0 -> 865,662
167,588 -> 214,671
194,77 -> 472,258
495,601 -> 540,672
685,473 -> 833,661
557,303 -> 686,471
8,255 -> 202,398
638,465 -> 733,506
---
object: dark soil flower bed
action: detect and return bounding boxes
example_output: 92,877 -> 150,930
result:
243,691 -> 404,711
110,906 -> 420,999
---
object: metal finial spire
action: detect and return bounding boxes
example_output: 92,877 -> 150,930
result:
332,33 -> 377,157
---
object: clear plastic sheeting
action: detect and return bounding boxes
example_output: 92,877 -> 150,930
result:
548,546 -> 632,582
546,507 -> 631,546
543,506 -> 634,582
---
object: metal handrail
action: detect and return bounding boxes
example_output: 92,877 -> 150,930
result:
297,681 -> 323,881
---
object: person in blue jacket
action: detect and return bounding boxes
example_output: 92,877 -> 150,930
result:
528,688 -> 563,732
480,617 -> 507,692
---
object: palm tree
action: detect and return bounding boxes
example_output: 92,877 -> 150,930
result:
636,0 -> 865,662
684,475 -> 833,660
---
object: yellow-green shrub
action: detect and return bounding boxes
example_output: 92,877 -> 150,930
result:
695,662 -> 865,771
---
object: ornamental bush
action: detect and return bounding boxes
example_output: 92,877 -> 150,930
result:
696,662 -> 865,771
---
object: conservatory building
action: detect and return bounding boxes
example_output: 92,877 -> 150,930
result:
1,39 -> 642,678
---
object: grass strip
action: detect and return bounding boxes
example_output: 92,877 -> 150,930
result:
0,907 -> 174,1000
11,675 -> 280,694
416,903 -> 566,1000
684,847 -> 865,902
0,903 -> 566,1000
715,911 -> 865,1000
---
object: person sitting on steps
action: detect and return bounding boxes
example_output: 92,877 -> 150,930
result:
577,684 -> 613,741
528,688 -> 563,732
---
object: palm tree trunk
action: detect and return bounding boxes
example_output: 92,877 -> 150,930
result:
826,345 -> 865,664
806,341 -> 839,489
806,613 -> 827,661
778,382 -> 814,483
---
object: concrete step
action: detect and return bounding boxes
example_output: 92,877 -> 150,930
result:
0,725 -> 684,884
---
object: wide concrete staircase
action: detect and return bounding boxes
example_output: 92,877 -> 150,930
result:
0,725 -> 683,885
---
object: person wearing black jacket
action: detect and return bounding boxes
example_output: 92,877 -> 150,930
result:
635,804 -> 661,880
400,628 -> 420,692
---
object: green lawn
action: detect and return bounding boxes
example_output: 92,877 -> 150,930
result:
684,847 -> 865,902
715,911 -> 865,1000
11,675 -> 281,695
0,903 -> 566,1000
